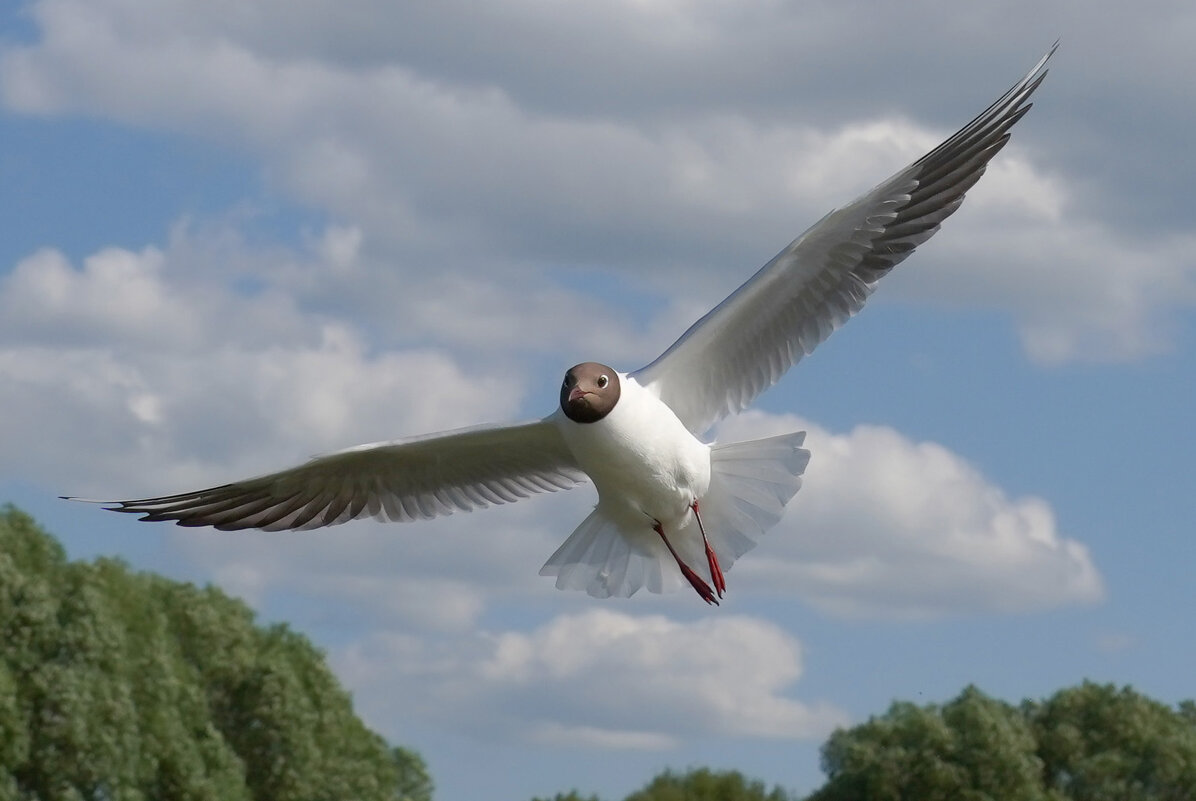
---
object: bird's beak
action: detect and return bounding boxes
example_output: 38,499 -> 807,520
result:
568,387 -> 588,403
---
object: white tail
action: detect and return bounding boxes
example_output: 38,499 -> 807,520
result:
540,431 -> 810,598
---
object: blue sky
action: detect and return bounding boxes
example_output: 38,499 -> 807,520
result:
2,2 -> 1194,800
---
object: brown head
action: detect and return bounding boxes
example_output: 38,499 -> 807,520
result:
560,362 -> 621,424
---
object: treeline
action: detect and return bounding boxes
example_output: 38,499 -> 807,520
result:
4,505 -> 1194,801
547,681 -> 1196,801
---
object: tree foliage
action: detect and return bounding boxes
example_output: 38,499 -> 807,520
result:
624,768 -> 795,801
1028,682 -> 1196,800
810,685 -> 1042,801
0,505 -> 431,801
810,683 -> 1196,801
532,768 -> 794,801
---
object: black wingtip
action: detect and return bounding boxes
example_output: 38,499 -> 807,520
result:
1036,40 -> 1061,75
60,495 -> 109,505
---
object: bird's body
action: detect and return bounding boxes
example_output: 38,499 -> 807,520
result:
557,373 -> 710,539
68,46 -> 1058,603
551,369 -> 731,601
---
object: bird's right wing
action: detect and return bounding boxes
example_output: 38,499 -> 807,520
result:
69,420 -> 586,531
632,45 -> 1056,435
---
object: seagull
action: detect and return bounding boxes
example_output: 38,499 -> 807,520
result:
68,46 -> 1056,605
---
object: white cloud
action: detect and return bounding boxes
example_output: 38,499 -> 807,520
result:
335,608 -> 847,747
167,497 -> 581,632
0,246 -> 198,347
11,1 -> 1196,365
0,235 -> 541,495
0,328 -> 518,495
4,1 -> 1193,366
525,722 -> 676,751
719,412 -> 1104,618
889,155 -> 1196,364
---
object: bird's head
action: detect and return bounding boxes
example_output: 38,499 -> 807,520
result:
560,362 -> 620,423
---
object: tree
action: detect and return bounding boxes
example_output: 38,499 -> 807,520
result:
0,504 -> 432,801
393,746 -> 436,801
1028,681 -> 1196,800
807,682 -> 1196,801
529,768 -> 795,801
809,685 -> 1043,801
624,767 -> 794,801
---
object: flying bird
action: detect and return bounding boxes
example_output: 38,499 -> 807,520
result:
68,46 -> 1056,604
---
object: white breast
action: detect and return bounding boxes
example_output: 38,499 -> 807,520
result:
556,374 -> 711,531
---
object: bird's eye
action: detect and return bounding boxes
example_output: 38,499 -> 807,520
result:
597,375 -> 609,388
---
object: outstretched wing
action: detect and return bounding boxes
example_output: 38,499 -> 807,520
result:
70,420 -> 585,531
632,45 -> 1056,434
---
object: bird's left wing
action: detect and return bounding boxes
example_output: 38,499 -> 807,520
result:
632,45 -> 1056,434
69,420 -> 586,530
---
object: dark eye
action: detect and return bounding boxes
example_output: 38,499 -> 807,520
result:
597,375 -> 609,388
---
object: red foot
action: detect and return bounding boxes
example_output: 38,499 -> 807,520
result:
678,560 -> 720,605
654,521 -> 719,605
691,500 -> 726,598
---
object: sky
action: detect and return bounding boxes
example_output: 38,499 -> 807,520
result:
1,1 -> 1193,799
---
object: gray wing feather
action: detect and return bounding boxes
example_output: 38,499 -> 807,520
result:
78,420 -> 585,531
632,44 -> 1056,434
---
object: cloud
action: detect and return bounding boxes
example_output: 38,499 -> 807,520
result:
719,412 -> 1104,618
164,491 -> 595,632
0,327 -> 528,495
335,608 -> 848,747
0,234 -> 542,495
0,246 -> 199,348
5,1 -> 1194,367
884,153 -> 1196,364
7,3 -> 1192,365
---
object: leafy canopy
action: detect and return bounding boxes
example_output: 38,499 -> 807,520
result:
811,683 -> 1196,801
0,504 -> 431,801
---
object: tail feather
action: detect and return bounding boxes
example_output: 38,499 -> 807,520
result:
540,507 -> 682,598
703,431 -> 810,560
540,430 -> 810,598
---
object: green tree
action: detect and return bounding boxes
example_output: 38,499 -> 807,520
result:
807,682 -> 1196,801
809,685 -> 1044,801
393,746 -> 435,801
1027,681 -> 1196,800
0,504 -> 432,801
624,767 -> 794,801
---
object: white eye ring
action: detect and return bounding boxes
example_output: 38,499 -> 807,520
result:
597,374 -> 609,388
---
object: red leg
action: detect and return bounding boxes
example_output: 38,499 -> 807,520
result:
653,521 -> 718,605
691,500 -> 725,598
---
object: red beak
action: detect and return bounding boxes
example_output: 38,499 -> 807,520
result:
568,387 -> 588,402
